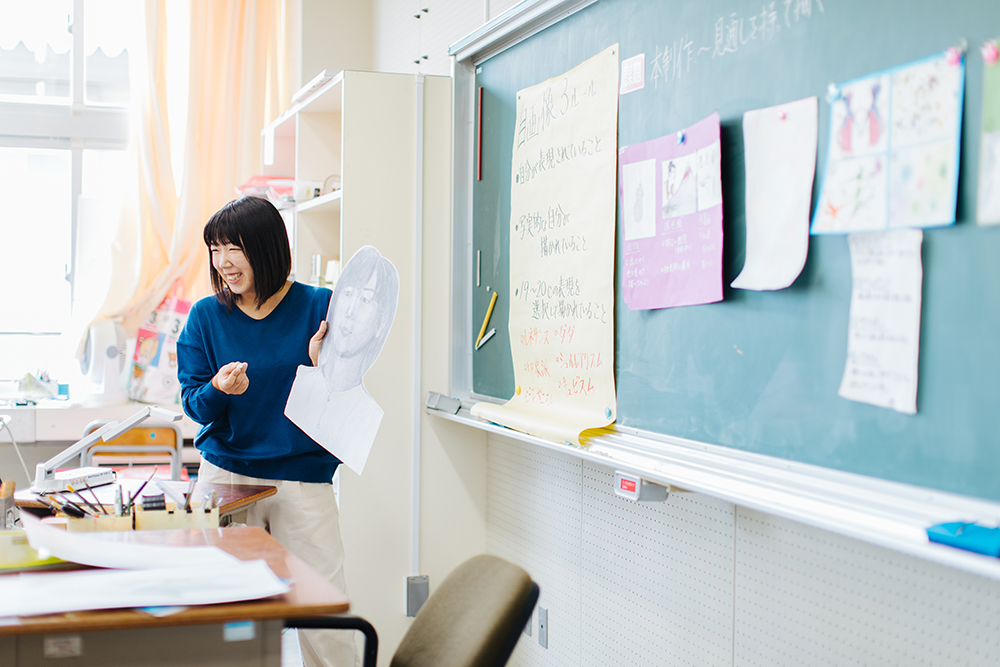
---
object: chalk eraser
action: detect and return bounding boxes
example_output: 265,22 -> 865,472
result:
425,392 -> 461,415
927,522 -> 1000,557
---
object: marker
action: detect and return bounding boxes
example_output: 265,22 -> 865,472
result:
476,291 -> 498,347
476,328 -> 496,350
114,485 -> 123,516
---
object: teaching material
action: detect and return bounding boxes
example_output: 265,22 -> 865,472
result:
617,112 -> 724,309
812,51 -> 964,234
927,522 -> 1000,557
732,97 -> 817,291
471,44 -> 620,446
978,37 -> 1000,225
838,229 -> 923,414
285,246 -> 400,475
0,559 -> 288,617
476,328 -> 496,350
20,512 -> 238,569
476,291 -> 498,346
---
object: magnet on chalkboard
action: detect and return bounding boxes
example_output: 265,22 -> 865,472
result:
676,131 -> 685,145
982,40 -> 998,64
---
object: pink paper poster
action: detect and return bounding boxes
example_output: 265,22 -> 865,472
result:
618,112 -> 724,310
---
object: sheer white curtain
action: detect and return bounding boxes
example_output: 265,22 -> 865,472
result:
91,0 -> 289,335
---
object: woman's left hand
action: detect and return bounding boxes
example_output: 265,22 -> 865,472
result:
309,320 -> 328,366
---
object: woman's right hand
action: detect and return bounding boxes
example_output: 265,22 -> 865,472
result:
212,361 -> 249,395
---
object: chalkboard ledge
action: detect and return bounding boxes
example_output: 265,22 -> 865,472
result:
428,400 -> 1000,582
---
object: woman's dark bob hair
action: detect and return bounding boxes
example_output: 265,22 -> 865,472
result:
203,196 -> 291,310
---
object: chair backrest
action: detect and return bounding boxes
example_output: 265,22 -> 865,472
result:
80,420 -> 184,481
390,554 -> 539,667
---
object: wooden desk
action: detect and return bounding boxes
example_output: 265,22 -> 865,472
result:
0,527 -> 351,667
14,481 -> 276,524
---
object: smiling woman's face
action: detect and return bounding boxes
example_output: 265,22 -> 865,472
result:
330,270 -> 379,359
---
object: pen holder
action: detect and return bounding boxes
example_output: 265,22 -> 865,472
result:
134,502 -> 220,531
66,515 -> 135,533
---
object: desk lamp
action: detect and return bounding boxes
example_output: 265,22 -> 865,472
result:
30,406 -> 182,493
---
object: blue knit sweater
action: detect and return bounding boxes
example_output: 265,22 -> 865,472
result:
176,282 -> 339,483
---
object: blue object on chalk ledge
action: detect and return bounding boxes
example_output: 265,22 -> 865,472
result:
927,522 -> 1000,557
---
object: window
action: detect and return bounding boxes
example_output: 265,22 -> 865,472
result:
0,0 -> 133,381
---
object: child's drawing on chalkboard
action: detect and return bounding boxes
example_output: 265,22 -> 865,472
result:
622,158 -> 656,240
696,140 -> 722,210
661,153 -> 697,218
891,57 -> 961,147
812,52 -> 962,234
889,141 -> 956,227
814,155 -> 886,232
830,75 -> 890,160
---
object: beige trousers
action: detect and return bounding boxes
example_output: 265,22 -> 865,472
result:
198,459 -> 360,667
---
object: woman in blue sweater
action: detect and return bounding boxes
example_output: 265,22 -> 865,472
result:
177,196 -> 357,667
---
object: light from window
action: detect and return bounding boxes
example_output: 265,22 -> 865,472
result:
0,147 -> 72,334
84,0 -> 132,106
0,0 -> 72,104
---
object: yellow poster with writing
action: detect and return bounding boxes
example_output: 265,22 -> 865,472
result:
472,44 -> 619,446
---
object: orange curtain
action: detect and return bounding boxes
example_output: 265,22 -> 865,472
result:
96,0 -> 289,333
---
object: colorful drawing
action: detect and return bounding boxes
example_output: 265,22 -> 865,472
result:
868,83 -> 883,146
890,141 -> 956,227
813,52 -> 963,234
662,153 -> 698,218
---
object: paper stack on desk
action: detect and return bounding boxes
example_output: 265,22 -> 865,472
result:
0,514 -> 288,618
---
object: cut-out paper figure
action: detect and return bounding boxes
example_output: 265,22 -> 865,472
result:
284,246 -> 399,475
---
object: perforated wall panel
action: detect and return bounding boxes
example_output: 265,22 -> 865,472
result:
487,435 -> 582,667
581,465 -> 734,667
735,507 -> 1000,667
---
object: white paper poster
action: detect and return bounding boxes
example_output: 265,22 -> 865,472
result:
812,52 -> 964,234
732,97 -> 817,290
838,229 -> 923,414
471,45 -> 620,446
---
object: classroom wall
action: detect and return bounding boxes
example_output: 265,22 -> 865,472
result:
488,434 -> 1000,667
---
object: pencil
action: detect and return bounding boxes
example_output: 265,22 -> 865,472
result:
476,291 -> 498,347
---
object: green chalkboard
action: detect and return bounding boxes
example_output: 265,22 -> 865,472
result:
471,0 -> 1000,502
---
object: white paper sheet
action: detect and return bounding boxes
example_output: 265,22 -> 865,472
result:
20,512 -> 240,570
838,229 -> 923,414
732,97 -> 817,290
0,559 -> 288,617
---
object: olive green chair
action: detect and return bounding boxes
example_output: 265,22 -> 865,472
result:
390,554 -> 539,667
288,553 -> 538,667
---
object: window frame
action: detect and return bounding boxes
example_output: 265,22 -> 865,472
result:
0,0 -> 129,325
